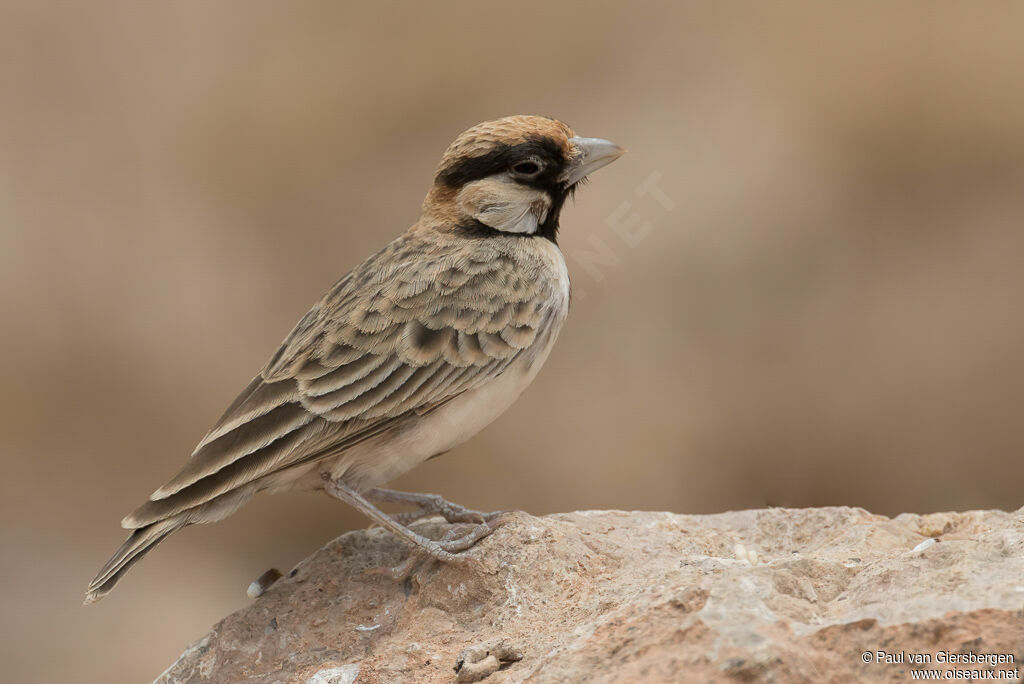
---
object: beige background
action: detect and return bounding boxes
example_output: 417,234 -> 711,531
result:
3,2 -> 1024,682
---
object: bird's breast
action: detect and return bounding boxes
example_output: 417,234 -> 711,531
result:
322,238 -> 570,491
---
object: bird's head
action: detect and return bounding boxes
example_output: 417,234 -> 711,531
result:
421,115 -> 624,242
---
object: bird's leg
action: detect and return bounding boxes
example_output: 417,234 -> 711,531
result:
365,487 -> 507,526
323,477 -> 504,563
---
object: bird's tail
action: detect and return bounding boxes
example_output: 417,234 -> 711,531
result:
84,516 -> 186,604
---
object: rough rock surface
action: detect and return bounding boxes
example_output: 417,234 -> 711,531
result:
156,508 -> 1024,683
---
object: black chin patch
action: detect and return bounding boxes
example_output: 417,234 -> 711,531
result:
536,183 -> 574,243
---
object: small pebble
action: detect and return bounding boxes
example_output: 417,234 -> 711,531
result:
247,568 -> 283,599
734,543 -> 759,566
306,664 -> 360,684
912,538 -> 938,552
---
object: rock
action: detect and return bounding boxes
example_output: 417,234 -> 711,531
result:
156,508 -> 1024,683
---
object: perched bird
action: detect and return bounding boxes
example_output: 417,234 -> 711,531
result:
85,115 -> 624,603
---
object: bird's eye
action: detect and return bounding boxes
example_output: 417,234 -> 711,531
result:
510,159 -> 542,178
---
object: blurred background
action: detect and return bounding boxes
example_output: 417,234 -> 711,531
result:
3,2 -> 1024,681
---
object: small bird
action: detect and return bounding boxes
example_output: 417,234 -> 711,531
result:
85,115 -> 624,603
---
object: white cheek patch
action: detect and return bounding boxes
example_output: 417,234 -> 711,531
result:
457,175 -> 551,234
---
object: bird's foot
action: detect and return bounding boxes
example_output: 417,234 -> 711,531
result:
361,518 -> 505,582
434,516 -> 507,553
324,478 -> 507,577
366,488 -> 507,526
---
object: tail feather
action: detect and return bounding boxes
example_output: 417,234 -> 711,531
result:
86,482 -> 263,604
84,517 -> 185,604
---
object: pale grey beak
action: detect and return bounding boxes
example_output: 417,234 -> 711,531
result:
564,136 -> 625,186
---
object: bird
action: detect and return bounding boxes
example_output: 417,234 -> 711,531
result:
85,115 -> 624,604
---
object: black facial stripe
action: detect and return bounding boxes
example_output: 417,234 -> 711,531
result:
436,137 -> 567,189
536,183 -> 574,243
